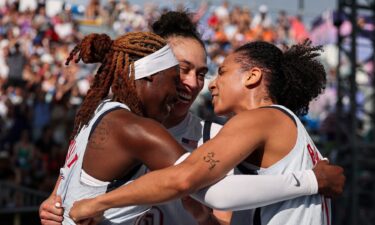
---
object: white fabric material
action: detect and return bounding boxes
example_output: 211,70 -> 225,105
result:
192,170 -> 318,211
230,105 -> 331,225
133,45 -> 179,80
57,100 -> 149,225
80,170 -> 109,187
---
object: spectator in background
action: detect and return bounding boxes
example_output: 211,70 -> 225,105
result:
251,4 -> 272,29
6,42 -> 26,87
290,15 -> 309,43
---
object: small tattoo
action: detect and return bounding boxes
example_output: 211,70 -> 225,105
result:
203,152 -> 220,170
88,120 -> 109,150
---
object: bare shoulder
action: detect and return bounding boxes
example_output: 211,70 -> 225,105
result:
216,108 -> 294,140
224,108 -> 273,127
107,109 -> 168,137
106,109 -> 178,149
229,108 -> 292,127
103,108 -> 185,168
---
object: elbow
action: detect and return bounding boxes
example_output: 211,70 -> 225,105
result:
169,167 -> 198,196
175,178 -> 194,196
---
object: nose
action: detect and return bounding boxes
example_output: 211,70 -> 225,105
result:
180,71 -> 198,90
209,76 -> 217,93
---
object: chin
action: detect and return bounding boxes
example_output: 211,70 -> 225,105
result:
172,102 -> 191,117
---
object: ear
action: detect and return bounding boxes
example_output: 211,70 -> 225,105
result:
243,67 -> 262,87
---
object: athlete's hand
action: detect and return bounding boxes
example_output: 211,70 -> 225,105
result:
182,197 -> 220,225
39,195 -> 64,225
69,198 -> 103,223
313,160 -> 345,198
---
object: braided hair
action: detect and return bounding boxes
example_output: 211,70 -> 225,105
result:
66,32 -> 167,139
234,40 -> 326,115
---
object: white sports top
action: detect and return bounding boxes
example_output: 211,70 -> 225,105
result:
57,100 -> 149,225
230,105 -> 331,225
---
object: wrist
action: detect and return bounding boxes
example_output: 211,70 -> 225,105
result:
95,195 -> 110,212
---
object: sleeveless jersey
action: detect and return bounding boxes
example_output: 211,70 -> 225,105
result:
57,100 -> 149,225
231,105 -> 331,225
136,112 -> 222,225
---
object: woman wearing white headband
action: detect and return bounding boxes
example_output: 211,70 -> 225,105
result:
40,32 -> 185,225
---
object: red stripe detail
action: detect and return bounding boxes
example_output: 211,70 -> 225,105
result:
323,198 -> 330,225
67,154 -> 78,168
66,140 -> 76,162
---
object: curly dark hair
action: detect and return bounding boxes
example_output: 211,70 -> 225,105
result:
66,32 -> 167,139
234,40 -> 326,115
151,10 -> 205,48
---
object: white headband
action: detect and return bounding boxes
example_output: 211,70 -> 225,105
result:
133,44 -> 179,80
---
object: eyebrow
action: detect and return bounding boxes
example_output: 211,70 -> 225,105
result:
180,60 -> 208,72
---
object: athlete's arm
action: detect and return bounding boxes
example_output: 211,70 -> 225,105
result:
115,112 -> 186,170
68,110 -> 278,221
69,110 -> 345,222
39,177 -> 64,225
191,170 -> 317,211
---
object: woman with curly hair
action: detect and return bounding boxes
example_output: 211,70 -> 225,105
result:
69,40 -> 344,225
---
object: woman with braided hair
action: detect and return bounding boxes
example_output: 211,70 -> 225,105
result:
41,13 -> 344,225
69,40 -> 345,225
40,31 -> 186,225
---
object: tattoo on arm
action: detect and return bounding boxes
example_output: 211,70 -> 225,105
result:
203,152 -> 220,170
88,120 -> 109,150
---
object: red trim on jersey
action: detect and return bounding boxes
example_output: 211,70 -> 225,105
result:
67,154 -> 78,168
323,197 -> 330,225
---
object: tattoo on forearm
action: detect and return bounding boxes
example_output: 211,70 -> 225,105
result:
88,120 -> 109,150
203,152 -> 220,170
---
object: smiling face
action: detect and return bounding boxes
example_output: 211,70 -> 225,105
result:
135,65 -> 180,123
209,53 -> 251,116
167,37 -> 208,122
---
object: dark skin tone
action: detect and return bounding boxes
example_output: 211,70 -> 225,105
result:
40,66 -> 184,225
83,109 -> 185,181
83,66 -> 184,181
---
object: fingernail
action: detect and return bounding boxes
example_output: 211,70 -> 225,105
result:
55,202 -> 61,208
322,157 -> 329,162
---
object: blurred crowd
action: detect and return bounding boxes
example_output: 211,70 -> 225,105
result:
0,0 -> 373,208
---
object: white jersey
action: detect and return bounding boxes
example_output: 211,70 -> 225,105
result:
57,100 -> 149,225
230,105 -> 331,225
136,112 -> 222,225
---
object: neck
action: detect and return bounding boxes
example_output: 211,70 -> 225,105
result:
235,94 -> 274,114
163,112 -> 188,129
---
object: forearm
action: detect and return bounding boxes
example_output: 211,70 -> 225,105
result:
95,152 -> 227,211
95,163 -> 196,211
191,170 -> 318,211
